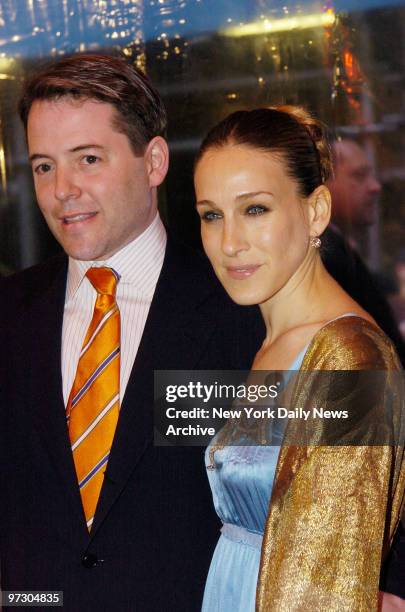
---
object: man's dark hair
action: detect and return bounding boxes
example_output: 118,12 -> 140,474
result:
18,53 -> 167,154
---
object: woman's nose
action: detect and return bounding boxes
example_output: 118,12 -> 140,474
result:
221,221 -> 249,257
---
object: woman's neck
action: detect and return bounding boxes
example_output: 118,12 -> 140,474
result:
259,255 -> 340,346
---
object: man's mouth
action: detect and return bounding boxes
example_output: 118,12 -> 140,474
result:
62,212 -> 98,225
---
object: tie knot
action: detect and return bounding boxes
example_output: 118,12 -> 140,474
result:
86,267 -> 119,296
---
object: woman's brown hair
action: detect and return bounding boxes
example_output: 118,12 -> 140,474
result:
195,106 -> 332,197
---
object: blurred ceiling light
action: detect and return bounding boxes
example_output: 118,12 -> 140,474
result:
223,11 -> 335,37
0,56 -> 15,73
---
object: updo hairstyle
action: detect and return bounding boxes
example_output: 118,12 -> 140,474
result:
195,106 -> 332,198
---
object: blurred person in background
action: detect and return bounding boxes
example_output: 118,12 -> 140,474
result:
323,138 -> 405,366
325,142 -> 405,611
328,138 -> 381,248
389,250 -> 405,340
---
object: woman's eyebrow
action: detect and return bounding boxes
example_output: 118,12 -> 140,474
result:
196,199 -> 215,207
235,191 -> 274,201
196,191 -> 275,208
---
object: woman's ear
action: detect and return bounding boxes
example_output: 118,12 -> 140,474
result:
307,185 -> 331,237
145,136 -> 170,188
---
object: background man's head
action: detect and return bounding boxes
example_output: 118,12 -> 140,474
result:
327,139 -> 381,233
19,54 -> 169,261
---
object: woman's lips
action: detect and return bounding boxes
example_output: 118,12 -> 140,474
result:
226,265 -> 261,279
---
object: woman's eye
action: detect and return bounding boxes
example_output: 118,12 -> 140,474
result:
201,211 -> 222,222
34,163 -> 52,175
246,205 -> 268,215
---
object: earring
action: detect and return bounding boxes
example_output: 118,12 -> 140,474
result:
310,236 -> 321,248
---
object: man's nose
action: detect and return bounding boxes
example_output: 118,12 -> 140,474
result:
369,175 -> 381,195
54,167 -> 81,201
221,220 -> 249,257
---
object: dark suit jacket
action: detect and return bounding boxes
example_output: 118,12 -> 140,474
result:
380,521 -> 405,599
0,239 -> 264,611
322,226 -> 405,367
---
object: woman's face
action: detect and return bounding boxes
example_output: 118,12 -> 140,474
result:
194,144 -> 315,306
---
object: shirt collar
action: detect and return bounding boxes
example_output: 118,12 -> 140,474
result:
66,213 -> 167,300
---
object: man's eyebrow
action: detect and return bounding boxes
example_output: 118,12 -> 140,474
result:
69,144 -> 105,153
29,144 -> 105,162
29,153 -> 50,162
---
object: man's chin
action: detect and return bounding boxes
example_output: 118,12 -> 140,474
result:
61,242 -> 105,262
359,205 -> 377,227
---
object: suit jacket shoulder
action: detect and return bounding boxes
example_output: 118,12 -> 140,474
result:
0,253 -> 67,314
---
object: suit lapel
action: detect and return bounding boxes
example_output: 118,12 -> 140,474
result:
26,256 -> 89,540
90,240 -> 220,538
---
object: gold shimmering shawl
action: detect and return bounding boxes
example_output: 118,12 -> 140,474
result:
256,317 -> 405,612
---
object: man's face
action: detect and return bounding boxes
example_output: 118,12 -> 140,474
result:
27,98 -> 158,261
329,140 -> 381,229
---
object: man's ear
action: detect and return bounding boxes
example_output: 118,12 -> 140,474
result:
145,136 -> 169,188
307,185 -> 331,237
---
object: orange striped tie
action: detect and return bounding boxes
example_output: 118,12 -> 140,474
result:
67,267 -> 120,531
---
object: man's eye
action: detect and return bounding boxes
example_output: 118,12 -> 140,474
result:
34,163 -> 52,175
246,205 -> 268,215
201,211 -> 222,222
83,155 -> 99,165
353,170 -> 368,181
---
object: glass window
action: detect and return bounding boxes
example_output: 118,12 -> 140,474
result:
0,0 -> 403,301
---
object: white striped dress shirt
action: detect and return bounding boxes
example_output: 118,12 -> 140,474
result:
61,213 -> 167,405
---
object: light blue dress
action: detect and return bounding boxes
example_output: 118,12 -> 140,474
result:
202,349 -> 306,612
